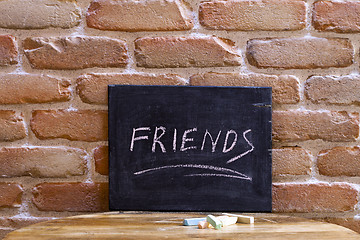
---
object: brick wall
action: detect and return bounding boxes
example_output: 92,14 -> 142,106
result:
1,0 -> 360,237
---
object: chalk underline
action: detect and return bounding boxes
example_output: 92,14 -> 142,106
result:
133,164 -> 252,181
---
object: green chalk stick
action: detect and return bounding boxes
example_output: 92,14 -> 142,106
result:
206,215 -> 222,230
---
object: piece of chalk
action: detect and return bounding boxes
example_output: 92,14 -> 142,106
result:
206,215 -> 222,230
218,216 -> 238,226
183,217 -> 207,226
198,220 -> 212,229
222,213 -> 254,224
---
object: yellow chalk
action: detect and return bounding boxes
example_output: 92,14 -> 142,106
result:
222,213 -> 254,224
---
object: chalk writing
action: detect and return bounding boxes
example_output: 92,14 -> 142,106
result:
134,164 -> 252,181
130,127 -> 254,163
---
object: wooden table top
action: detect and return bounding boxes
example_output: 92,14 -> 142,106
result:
4,212 -> 360,240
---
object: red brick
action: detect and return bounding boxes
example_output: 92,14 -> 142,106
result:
190,72 -> 300,104
0,147 -> 86,178
32,182 -> 108,212
23,36 -> 128,70
324,218 -> 360,234
0,0 -> 81,29
247,37 -> 353,69
94,146 -> 108,175
0,74 -> 71,104
0,183 -> 22,208
0,35 -> 17,66
87,0 -> 193,31
77,73 -> 187,105
272,147 -> 311,176
305,75 -> 360,105
0,111 -> 26,142
313,1 -> 360,33
199,0 -> 306,31
30,110 -> 108,142
273,110 -> 359,142
317,146 -> 360,177
135,36 -> 241,68
273,183 -> 358,212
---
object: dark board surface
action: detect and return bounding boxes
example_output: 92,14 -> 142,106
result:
108,85 -> 272,212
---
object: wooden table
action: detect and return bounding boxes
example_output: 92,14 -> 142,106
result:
4,212 -> 360,239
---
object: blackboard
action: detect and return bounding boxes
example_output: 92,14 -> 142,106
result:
108,85 -> 272,212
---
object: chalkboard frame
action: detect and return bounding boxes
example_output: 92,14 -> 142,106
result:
108,85 -> 272,212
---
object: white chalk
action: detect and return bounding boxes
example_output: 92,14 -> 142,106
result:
222,213 -> 254,224
218,216 -> 238,226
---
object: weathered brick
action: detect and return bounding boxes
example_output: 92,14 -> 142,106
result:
31,110 -> 108,142
324,218 -> 360,234
94,146 -> 108,175
77,73 -> 187,105
0,0 -> 80,29
32,182 -> 108,212
0,35 -> 17,66
135,36 -> 241,68
247,37 -> 353,69
273,183 -> 358,212
87,0 -> 193,31
305,75 -> 360,105
272,147 -> 312,176
0,111 -> 26,142
313,1 -> 360,33
0,183 -> 22,208
0,74 -> 71,104
273,110 -> 359,142
190,72 -> 300,104
23,36 -> 128,70
0,147 -> 86,178
199,0 -> 306,31
317,146 -> 360,177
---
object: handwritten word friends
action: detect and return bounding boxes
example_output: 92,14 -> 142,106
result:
130,127 -> 254,164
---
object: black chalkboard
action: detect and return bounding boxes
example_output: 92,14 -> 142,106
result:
109,85 -> 272,212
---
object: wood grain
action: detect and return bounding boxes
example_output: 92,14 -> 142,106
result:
4,212 -> 360,239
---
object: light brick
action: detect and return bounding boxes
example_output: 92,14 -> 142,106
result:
87,0 -> 193,31
199,0 -> 306,31
0,0 -> 81,29
77,73 -> 187,105
0,35 -> 17,66
0,111 -> 26,142
313,1 -> 360,33
94,146 -> 108,175
23,36 -> 128,70
324,218 -> 360,234
135,36 -> 241,68
32,182 -> 108,212
0,74 -> 71,104
0,183 -> 22,208
190,72 -> 300,104
30,110 -> 108,142
305,75 -> 360,105
273,110 -> 359,142
318,146 -> 360,177
0,147 -> 86,178
273,183 -> 358,212
272,147 -> 311,176
247,37 -> 353,69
